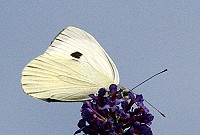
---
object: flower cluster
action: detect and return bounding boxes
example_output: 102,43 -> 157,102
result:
74,84 -> 154,135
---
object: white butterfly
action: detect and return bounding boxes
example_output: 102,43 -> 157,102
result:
21,26 -> 120,102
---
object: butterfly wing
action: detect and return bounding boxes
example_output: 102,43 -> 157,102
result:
21,26 -> 119,102
46,26 -> 119,83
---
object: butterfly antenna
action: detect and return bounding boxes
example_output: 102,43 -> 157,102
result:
131,69 -> 167,117
144,99 -> 166,117
131,69 -> 167,91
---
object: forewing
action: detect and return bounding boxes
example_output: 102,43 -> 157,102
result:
46,26 -> 119,83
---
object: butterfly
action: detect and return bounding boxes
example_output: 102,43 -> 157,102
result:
21,26 -> 120,102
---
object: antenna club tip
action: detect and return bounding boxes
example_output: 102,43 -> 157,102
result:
161,113 -> 166,117
162,69 -> 168,73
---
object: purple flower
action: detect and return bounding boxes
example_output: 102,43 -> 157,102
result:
75,84 -> 154,135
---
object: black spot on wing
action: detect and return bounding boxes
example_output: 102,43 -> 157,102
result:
70,51 -> 83,59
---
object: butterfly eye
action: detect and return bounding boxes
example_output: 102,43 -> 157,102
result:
70,51 -> 83,59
